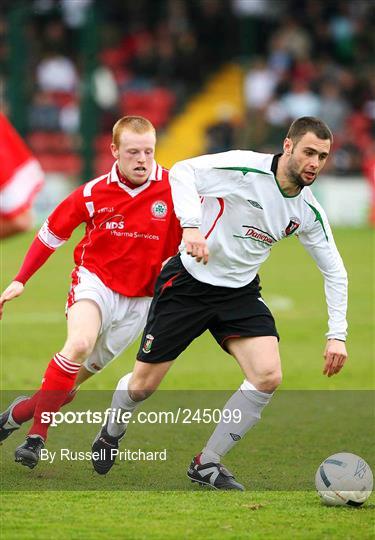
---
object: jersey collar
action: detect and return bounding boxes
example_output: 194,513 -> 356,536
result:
271,153 -> 303,198
271,153 -> 282,175
108,160 -> 162,197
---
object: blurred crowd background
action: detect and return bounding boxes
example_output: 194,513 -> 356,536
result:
1,0 -> 374,181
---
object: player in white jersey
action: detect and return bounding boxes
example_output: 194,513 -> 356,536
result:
91,117 -> 348,490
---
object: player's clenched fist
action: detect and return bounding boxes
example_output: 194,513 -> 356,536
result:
0,281 -> 24,319
182,227 -> 209,264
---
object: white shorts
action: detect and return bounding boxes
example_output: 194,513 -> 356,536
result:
66,266 -> 152,374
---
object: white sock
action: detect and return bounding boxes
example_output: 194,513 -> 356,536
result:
106,373 -> 141,437
199,379 -> 273,464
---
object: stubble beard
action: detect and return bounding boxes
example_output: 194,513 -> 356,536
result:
286,158 -> 311,189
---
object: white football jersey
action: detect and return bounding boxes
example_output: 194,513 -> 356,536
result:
170,150 -> 348,341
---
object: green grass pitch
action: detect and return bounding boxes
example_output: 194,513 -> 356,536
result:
1,227 -> 374,539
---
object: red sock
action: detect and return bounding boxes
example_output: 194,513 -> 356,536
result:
12,388 -> 78,425
28,353 -> 80,440
12,392 -> 40,424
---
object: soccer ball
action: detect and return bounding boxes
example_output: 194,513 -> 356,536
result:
315,452 -> 373,506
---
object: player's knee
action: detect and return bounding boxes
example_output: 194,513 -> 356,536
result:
128,388 -> 154,402
255,369 -> 282,393
66,336 -> 94,361
128,375 -> 160,402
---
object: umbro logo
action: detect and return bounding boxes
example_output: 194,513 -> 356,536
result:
197,466 -> 220,483
230,433 -> 241,441
247,199 -> 263,210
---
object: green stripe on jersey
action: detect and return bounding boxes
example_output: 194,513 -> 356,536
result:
305,201 -> 328,241
214,167 -> 270,176
272,176 -> 301,198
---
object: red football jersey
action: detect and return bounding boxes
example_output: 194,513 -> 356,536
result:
38,161 -> 181,297
0,113 -> 44,217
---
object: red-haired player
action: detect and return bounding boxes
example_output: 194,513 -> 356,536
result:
0,116 -> 181,468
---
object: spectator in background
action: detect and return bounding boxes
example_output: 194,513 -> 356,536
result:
243,57 -> 278,147
244,57 -> 278,111
280,79 -> 321,121
36,50 -> 78,93
329,1 -> 356,64
128,34 -> 158,89
272,16 -> 312,62
60,0 -> 92,29
319,81 -> 349,134
28,92 -> 60,132
205,104 -> 238,154
268,32 -> 292,77
239,0 -> 374,178
4,0 -> 373,180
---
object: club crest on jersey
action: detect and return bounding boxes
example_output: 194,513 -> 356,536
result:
142,334 -> 154,354
151,200 -> 168,219
99,214 -> 125,230
283,217 -> 301,237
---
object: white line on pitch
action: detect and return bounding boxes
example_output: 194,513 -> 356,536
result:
267,295 -> 294,312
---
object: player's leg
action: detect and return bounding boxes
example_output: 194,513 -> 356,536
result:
188,277 -> 281,490
104,256 -> 211,438
14,300 -> 102,468
90,299 -> 176,474
91,255 -> 212,474
59,299 -> 102,361
75,365 -> 94,386
29,299 -> 101,434
108,359 -> 174,434
201,335 -> 281,459
1,301 -> 100,447
91,360 -> 173,474
10,293 -> 150,439
188,336 -> 281,490
1,364 -> 93,446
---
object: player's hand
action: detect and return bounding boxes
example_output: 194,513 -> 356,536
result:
323,339 -> 348,377
182,228 -> 209,264
0,281 -> 24,320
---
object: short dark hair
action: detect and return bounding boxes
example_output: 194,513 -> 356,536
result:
286,117 -> 333,145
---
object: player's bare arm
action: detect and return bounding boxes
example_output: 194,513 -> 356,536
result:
323,339 -> 348,377
0,280 -> 24,319
182,227 -> 209,264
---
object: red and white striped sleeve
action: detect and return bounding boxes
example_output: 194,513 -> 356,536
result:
38,185 -> 87,248
14,186 -> 88,285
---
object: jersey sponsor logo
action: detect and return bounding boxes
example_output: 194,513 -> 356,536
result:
234,226 -> 276,246
151,200 -> 168,219
99,214 -> 125,230
283,217 -> 301,237
142,334 -> 154,354
247,199 -> 263,210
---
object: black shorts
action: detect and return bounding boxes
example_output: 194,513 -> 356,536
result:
137,255 -> 279,364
